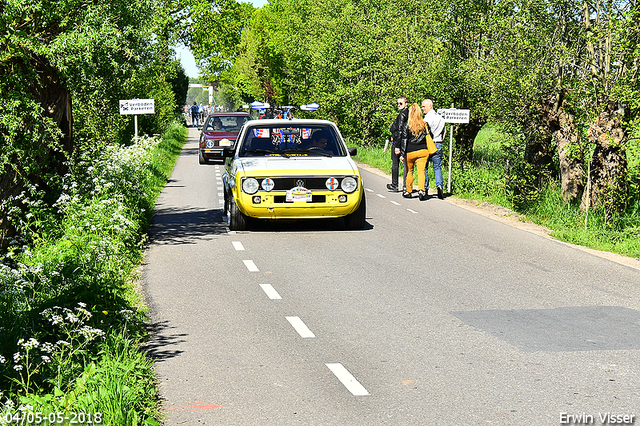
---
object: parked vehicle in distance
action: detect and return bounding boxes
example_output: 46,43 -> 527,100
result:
222,119 -> 366,231
199,112 -> 251,164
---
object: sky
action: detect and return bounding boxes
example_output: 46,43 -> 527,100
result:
175,0 -> 268,78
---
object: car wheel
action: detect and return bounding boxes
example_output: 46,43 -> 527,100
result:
228,197 -> 248,231
199,150 -> 207,164
344,193 -> 366,230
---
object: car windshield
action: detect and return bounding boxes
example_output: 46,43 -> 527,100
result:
239,125 -> 346,157
205,115 -> 249,131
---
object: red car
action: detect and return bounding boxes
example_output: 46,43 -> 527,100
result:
198,112 -> 251,164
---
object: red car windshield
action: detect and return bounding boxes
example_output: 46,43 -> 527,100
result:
205,115 -> 249,131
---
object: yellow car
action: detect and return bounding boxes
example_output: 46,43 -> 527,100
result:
222,119 -> 366,230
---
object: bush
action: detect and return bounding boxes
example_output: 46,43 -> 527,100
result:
0,122 -> 186,421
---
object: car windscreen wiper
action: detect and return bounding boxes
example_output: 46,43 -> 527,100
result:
283,148 -> 333,157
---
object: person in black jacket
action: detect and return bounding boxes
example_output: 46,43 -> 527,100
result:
387,97 -> 408,192
400,103 -> 431,200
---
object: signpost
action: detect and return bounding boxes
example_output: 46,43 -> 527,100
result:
436,108 -> 470,193
119,99 -> 155,138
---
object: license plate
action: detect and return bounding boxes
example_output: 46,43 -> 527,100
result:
286,187 -> 312,202
205,149 -> 222,155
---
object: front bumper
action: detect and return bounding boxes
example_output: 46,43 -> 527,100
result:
235,188 -> 364,219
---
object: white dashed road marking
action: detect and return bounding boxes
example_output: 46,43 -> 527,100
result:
232,241 -> 245,251
243,260 -> 259,272
260,284 -> 282,300
407,208 -> 418,214
364,188 -> 373,192
390,200 -> 401,206
286,316 -> 315,338
325,363 -> 370,396
376,194 -> 386,199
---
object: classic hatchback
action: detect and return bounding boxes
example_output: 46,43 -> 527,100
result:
199,112 -> 251,164
223,119 -> 366,230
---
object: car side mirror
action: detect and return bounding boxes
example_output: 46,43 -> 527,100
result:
348,147 -> 357,156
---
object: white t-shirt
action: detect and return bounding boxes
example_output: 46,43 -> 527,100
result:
424,110 -> 445,143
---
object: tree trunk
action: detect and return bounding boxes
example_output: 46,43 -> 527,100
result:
539,94 -> 585,203
454,119 -> 484,167
580,103 -> 628,221
554,110 -> 584,203
0,57 -> 73,253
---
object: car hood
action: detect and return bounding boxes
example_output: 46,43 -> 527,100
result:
237,156 -> 359,175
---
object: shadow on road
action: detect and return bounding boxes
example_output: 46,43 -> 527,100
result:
149,207 -> 227,244
452,306 -> 640,352
143,320 -> 187,361
242,218 -> 374,233
179,146 -> 200,157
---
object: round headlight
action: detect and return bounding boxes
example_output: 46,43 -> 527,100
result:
242,177 -> 260,194
340,177 -> 358,193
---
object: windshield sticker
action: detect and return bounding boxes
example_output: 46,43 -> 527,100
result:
302,128 -> 313,139
253,128 -> 270,138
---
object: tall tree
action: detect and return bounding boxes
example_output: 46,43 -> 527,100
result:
0,0 -> 180,251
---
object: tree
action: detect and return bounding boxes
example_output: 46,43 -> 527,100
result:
0,0 -> 180,252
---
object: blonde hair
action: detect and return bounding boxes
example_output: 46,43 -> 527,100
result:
407,103 -> 427,136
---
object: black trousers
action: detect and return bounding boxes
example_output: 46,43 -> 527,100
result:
390,145 -> 406,188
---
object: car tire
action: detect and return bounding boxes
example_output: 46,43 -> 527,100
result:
199,150 -> 207,164
228,197 -> 248,231
344,193 -> 366,230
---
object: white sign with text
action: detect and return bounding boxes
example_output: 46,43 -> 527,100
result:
119,99 -> 155,115
437,108 -> 470,123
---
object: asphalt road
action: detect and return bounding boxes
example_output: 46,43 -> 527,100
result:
143,127 -> 640,425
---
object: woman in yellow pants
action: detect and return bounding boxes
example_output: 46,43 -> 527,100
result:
400,103 -> 431,201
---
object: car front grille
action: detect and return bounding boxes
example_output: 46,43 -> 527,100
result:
258,177 -> 356,191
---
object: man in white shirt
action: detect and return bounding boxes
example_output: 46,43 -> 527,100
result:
421,99 -> 446,199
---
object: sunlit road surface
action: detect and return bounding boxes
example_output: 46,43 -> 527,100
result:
143,127 -> 640,425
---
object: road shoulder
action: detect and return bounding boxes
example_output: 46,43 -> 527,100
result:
356,160 -> 640,271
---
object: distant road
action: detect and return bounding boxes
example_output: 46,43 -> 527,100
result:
143,127 -> 640,425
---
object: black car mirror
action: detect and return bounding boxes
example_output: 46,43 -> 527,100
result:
348,147 -> 357,156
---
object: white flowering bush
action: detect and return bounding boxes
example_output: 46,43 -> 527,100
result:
0,125 -> 184,414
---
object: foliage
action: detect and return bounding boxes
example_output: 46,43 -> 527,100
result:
0,0 -> 188,252
0,123 -> 186,421
452,124 -> 640,260
191,0 -> 640,222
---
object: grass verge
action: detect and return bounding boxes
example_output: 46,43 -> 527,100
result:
0,122 -> 187,424
354,126 -> 640,261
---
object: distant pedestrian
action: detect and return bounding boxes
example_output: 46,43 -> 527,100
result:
400,103 -> 431,201
191,102 -> 199,127
421,99 -> 446,199
388,97 -> 408,192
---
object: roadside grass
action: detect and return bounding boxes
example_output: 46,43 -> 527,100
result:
354,124 -> 640,260
0,122 -> 187,423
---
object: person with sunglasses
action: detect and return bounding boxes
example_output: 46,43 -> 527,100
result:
388,97 -> 409,192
